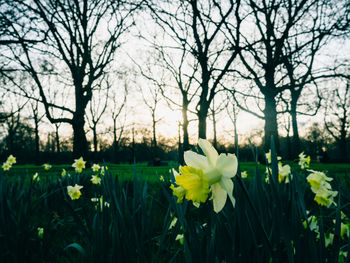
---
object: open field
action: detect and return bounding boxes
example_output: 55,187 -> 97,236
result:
7,161 -> 350,183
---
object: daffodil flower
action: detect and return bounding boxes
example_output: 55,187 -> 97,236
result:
72,157 -> 86,173
172,138 -> 238,213
307,170 -> 337,207
91,175 -> 101,185
298,152 -> 311,169
33,173 -> 39,181
2,162 -> 11,171
67,184 -> 83,200
241,171 -> 248,179
37,227 -> 44,239
43,163 -> 52,170
61,169 -> 67,177
92,164 -> 100,172
6,155 -> 16,165
278,163 -> 291,183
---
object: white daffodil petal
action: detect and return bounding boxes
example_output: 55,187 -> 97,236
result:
184,151 -> 209,170
212,183 -> 227,213
216,153 -> 238,178
198,138 -> 219,166
219,177 -> 235,208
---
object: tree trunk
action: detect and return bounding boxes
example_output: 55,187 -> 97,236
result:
93,125 -> 98,153
182,101 -> 190,152
290,96 -> 300,159
152,112 -> 157,158
55,126 -> 60,153
113,118 -> 118,162
34,119 -> 40,161
263,94 -> 280,153
198,103 -> 209,140
212,108 -> 217,149
72,112 -> 88,158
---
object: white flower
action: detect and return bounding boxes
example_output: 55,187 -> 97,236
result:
43,164 -> 52,170
6,155 -> 16,165
67,184 -> 83,200
33,173 -> 39,181
241,171 -> 248,179
183,138 -> 238,213
72,157 -> 86,173
91,175 -> 101,185
92,164 -> 100,172
2,162 -> 11,171
298,152 -> 311,169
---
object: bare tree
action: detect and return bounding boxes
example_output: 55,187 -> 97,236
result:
229,0 -> 348,152
146,0 -> 241,139
324,79 -> 350,160
87,78 -> 110,157
134,47 -> 198,153
1,0 -> 138,157
110,85 -> 127,162
140,84 -> 162,158
28,98 -> 45,160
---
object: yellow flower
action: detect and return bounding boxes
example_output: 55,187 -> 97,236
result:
61,169 -> 67,177
298,152 -> 311,169
175,234 -> 184,245
278,163 -> 291,183
33,173 -> 39,181
91,175 -> 101,185
306,169 -> 337,207
183,138 -> 238,213
313,188 -> 337,207
160,175 -> 165,182
67,184 -> 83,200
72,157 -> 86,173
241,171 -> 248,179
2,162 -> 11,171
175,166 -> 210,203
92,164 -> 100,172
43,164 -> 51,170
6,155 -> 16,165
37,227 -> 44,239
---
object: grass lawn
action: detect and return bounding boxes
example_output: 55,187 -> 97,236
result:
6,160 -> 350,184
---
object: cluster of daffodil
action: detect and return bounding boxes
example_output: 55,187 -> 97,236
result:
90,163 -> 103,185
298,152 -> 311,169
66,158 -> 108,200
303,211 -> 350,252
2,154 -> 16,171
265,150 -> 291,183
170,139 -> 238,213
306,169 -> 338,207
